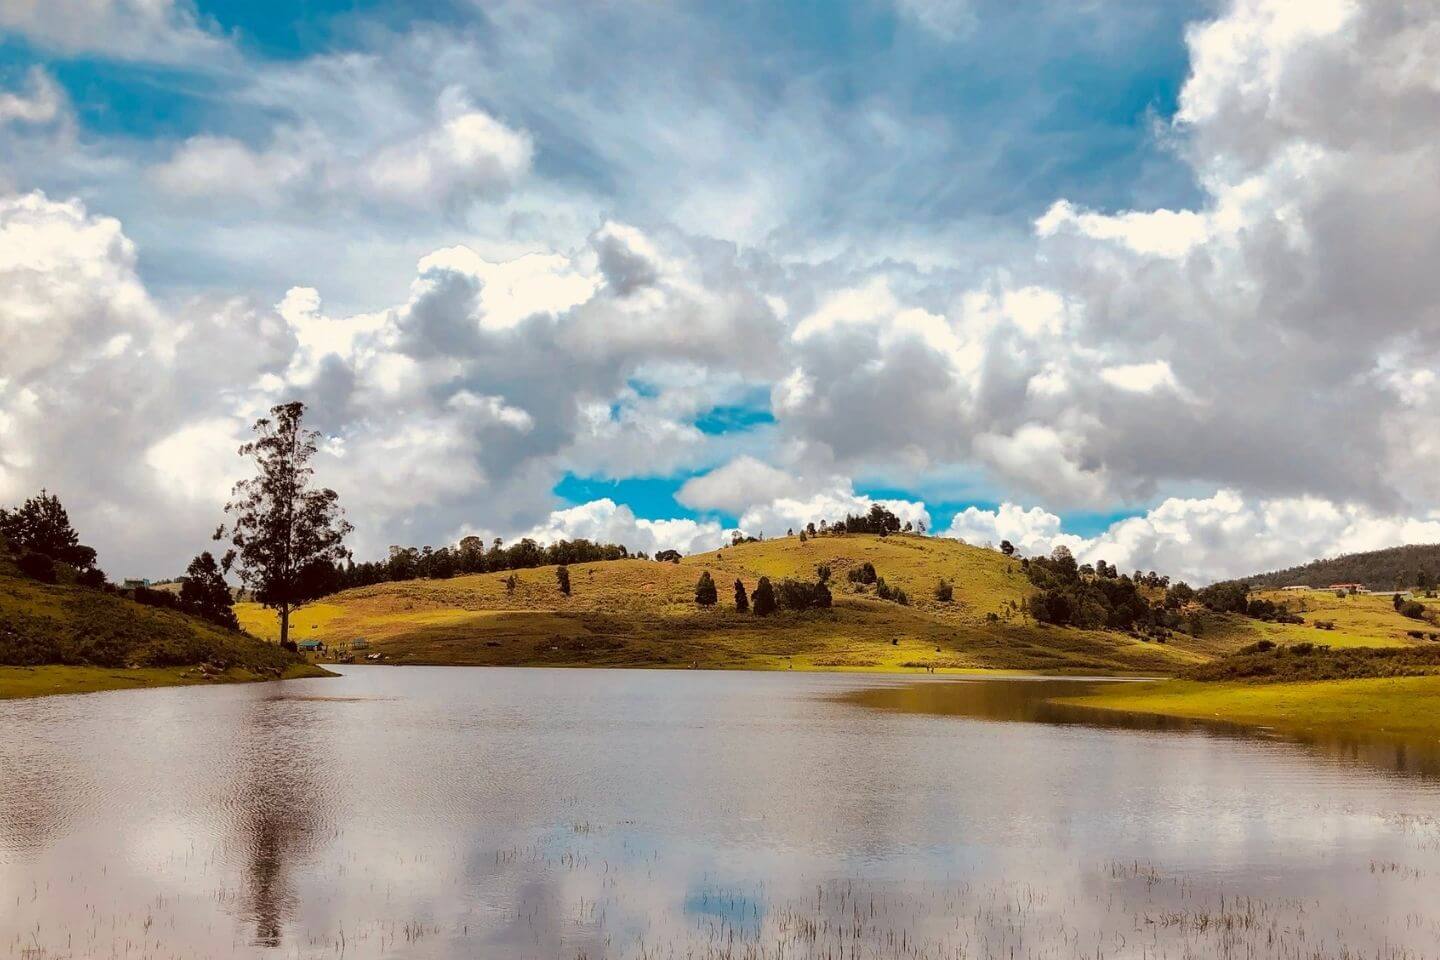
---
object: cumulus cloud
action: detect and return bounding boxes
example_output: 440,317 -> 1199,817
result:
948,491 -> 1440,586
516,499 -> 724,556
676,456 -> 800,516
11,0 -> 1440,586
151,92 -> 532,212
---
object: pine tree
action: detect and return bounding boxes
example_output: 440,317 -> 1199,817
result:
695,571 -> 718,606
556,565 -> 571,595
752,576 -> 777,616
733,578 -> 749,612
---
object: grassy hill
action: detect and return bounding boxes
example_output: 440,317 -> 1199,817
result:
0,553 -> 326,698
1235,543 -> 1440,592
236,534 -> 1324,674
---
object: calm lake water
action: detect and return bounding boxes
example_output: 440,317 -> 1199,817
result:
4,666 -> 1440,959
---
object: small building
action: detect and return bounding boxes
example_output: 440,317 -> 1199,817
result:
297,639 -> 323,653
122,578 -> 151,590
351,638 -> 370,651
1327,583 -> 1365,593
1281,585 -> 1310,591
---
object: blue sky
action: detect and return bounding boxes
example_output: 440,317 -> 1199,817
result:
5,0 -> 1438,584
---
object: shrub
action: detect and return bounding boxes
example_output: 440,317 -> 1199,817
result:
847,562 -> 877,585
816,564 -> 831,584
655,550 -> 682,563
1400,600 -> 1427,620
16,551 -> 56,583
934,579 -> 953,602
733,579 -> 749,612
775,578 -> 832,611
555,565 -> 571,596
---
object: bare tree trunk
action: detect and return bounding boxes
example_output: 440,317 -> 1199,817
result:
280,603 -> 290,648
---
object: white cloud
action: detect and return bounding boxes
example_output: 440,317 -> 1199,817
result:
0,0 -> 224,62
676,457 -> 801,515
946,502 -> 1083,556
737,485 -> 929,539
949,490 -> 1440,586
151,92 -> 532,212
0,67 -> 65,126
517,499 -> 724,556
1035,200 -> 1211,258
1098,360 -> 1180,394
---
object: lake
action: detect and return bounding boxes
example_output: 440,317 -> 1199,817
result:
3,666 -> 1440,959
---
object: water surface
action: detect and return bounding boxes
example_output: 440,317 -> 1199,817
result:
3,666 -> 1439,958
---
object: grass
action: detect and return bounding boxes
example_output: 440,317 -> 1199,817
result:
1243,587 -> 1431,648
237,534 -> 1240,674
1,554 -> 327,699
0,662 -> 330,700
1054,675 -> 1440,739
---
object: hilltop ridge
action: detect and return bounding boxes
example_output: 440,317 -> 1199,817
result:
1229,544 -> 1440,592
238,534 -> 1268,674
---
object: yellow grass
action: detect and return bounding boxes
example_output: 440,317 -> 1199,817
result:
1054,675 -> 1440,739
1248,588 -> 1427,648
236,534 -> 1227,674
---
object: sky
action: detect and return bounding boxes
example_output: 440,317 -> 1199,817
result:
4,0 -> 1440,585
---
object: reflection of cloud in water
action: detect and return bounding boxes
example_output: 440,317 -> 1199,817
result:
4,668 -> 1440,958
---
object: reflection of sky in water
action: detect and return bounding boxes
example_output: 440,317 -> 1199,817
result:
1,667 -> 1439,958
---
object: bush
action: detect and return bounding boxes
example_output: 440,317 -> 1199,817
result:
733,579 -> 749,612
934,579 -> 953,602
775,578 -> 832,611
847,562 -> 877,585
16,551 -> 56,583
555,565 -> 571,596
1400,600 -> 1427,620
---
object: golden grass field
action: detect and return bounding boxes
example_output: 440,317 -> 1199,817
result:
234,533 -> 1373,675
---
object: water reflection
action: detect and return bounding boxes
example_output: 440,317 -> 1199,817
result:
1,666 -> 1439,959
834,675 -> 1440,777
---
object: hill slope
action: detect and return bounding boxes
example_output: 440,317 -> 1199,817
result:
237,534 -> 1283,674
0,555 -> 323,695
1236,544 -> 1440,592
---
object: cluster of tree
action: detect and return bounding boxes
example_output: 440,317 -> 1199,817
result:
735,506 -> 927,546
699,570 -> 832,614
1232,543 -> 1440,593
1194,581 -> 1302,623
1393,593 -> 1430,621
0,489 -> 245,631
1023,546 -> 1190,632
841,561 -> 908,604
0,490 -> 104,586
330,535 -> 636,591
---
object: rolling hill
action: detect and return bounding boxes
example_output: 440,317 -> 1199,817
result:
1232,543 -> 1440,592
0,552 -> 325,697
236,533 -> 1321,674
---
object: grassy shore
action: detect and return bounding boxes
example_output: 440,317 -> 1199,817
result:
0,662 -> 331,700
1053,675 -> 1440,739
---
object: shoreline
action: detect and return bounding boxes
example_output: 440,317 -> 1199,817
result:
0,662 -> 334,701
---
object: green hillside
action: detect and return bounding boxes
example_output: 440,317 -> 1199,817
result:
238,533 -> 1286,674
0,553 -> 326,698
